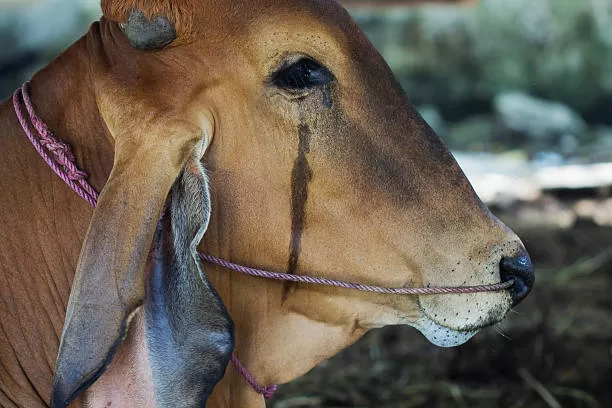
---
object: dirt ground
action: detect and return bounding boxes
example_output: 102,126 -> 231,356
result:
268,214 -> 612,408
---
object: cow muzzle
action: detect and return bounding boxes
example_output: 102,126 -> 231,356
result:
500,253 -> 534,306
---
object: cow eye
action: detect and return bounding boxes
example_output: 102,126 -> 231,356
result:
271,58 -> 334,91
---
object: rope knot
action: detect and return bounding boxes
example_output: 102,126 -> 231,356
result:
230,353 -> 277,399
14,82 -> 98,205
65,168 -> 89,181
40,137 -> 75,159
37,131 -> 87,180
262,385 -> 278,399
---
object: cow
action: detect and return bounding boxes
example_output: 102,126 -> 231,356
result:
0,0 -> 534,407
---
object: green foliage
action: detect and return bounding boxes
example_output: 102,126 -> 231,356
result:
352,0 -> 612,121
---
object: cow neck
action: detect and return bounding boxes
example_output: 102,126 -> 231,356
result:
203,260 -> 364,408
1,36 -> 113,408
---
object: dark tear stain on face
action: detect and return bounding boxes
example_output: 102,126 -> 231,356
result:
285,124 -> 313,296
321,86 -> 333,109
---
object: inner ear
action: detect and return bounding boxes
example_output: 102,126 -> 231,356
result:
119,9 -> 176,50
144,157 -> 234,406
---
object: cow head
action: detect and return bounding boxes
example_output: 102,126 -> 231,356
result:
51,0 -> 533,406
162,0 -> 531,345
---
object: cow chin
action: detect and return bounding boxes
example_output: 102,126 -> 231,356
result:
411,316 -> 480,347
410,292 -> 513,347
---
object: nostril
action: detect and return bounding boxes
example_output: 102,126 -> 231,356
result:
499,255 -> 534,306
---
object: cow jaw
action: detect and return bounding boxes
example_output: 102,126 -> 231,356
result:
414,277 -> 513,347
279,258 -> 511,348
412,316 -> 479,347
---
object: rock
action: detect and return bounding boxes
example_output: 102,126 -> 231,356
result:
575,198 -> 612,226
452,151 -> 540,206
576,126 -> 612,163
535,162 -> 612,190
493,92 -> 586,156
532,151 -> 565,168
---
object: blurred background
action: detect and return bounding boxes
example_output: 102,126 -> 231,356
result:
1,0 -> 611,406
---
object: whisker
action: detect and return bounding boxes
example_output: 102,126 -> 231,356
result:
494,324 -> 512,340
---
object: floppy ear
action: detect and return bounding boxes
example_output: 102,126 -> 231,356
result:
50,114 -> 209,408
50,4 -> 230,406
144,157 -> 234,407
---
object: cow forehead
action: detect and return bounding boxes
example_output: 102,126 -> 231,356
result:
189,0 -> 362,55
193,0 -> 352,25
106,0 -> 361,52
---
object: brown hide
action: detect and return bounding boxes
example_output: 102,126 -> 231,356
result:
0,0 -> 530,407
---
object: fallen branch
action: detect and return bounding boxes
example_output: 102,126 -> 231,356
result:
518,368 -> 562,408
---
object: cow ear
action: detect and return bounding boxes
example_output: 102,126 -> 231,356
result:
50,115 -> 210,408
144,159 -> 234,406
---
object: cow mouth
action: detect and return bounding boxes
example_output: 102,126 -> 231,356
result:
412,299 -> 510,347
412,314 -> 480,347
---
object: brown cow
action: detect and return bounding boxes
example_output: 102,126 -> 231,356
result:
0,0 -> 533,407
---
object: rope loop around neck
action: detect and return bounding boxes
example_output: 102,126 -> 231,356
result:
13,82 -> 99,206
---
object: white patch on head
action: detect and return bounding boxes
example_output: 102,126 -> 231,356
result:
410,317 -> 479,347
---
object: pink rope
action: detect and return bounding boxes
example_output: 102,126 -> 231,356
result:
13,82 -> 515,400
231,354 -> 277,399
13,82 -> 99,207
200,253 -> 514,295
